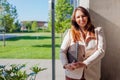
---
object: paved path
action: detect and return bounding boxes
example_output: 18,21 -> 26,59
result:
0,33 -> 43,40
0,34 -> 18,40
0,59 -> 65,80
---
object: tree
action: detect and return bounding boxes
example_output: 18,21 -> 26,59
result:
22,21 -> 32,32
31,21 -> 38,32
0,0 -> 18,32
11,20 -> 21,32
48,13 -> 52,32
55,0 -> 73,33
48,0 -> 73,33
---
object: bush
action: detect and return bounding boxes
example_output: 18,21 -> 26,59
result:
0,64 -> 47,80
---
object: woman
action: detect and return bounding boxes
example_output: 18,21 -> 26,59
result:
60,6 -> 106,80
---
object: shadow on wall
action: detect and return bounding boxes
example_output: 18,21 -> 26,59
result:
90,9 -> 120,80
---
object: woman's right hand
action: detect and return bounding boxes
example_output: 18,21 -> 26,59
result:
64,62 -> 77,70
64,62 -> 86,70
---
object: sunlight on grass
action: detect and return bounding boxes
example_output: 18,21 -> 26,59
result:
0,32 -> 61,59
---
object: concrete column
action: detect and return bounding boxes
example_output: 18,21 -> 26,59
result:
79,0 -> 89,9
80,0 -> 120,80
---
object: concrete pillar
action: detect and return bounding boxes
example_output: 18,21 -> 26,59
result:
79,0 -> 89,9
80,0 -> 120,80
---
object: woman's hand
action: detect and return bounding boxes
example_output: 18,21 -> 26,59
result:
74,62 -> 87,68
64,62 -> 78,70
70,62 -> 86,69
64,62 -> 86,70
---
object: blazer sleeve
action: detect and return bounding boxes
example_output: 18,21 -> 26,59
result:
60,29 -> 71,66
83,27 -> 106,67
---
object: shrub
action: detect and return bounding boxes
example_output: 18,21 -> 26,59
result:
0,64 -> 47,80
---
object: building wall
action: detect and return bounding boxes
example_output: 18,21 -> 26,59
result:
80,0 -> 120,80
79,0 -> 89,9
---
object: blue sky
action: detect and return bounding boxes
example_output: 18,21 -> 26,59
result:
7,0 -> 49,21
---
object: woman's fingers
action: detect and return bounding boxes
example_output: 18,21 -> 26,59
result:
65,62 -> 86,70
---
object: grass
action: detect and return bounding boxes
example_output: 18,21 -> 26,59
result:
0,32 -> 61,59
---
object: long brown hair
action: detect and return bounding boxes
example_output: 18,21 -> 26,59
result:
71,6 -> 95,42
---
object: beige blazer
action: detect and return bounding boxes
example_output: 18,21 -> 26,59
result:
60,27 -> 106,80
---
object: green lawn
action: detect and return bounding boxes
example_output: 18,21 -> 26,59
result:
0,32 -> 61,59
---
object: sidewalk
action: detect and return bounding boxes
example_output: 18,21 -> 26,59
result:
0,59 -> 65,80
0,34 -> 17,40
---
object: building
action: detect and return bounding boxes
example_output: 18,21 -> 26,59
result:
69,0 -> 80,9
20,21 -> 48,31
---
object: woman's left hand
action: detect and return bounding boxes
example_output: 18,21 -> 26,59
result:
73,62 -> 86,69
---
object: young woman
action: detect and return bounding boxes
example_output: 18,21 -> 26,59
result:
60,6 -> 106,80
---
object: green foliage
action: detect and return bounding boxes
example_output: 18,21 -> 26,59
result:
55,0 -> 73,33
32,65 -> 47,73
0,64 -> 46,80
30,64 -> 47,79
22,21 -> 32,32
31,21 -> 38,32
3,14 -> 14,32
48,13 -> 52,32
48,0 -> 73,33
13,20 -> 21,32
0,0 -> 19,32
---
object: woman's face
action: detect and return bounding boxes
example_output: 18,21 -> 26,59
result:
75,10 -> 88,29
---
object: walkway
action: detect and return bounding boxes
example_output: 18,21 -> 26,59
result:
0,59 -> 65,80
0,33 -> 22,40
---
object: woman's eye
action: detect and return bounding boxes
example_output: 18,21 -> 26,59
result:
77,16 -> 80,18
82,15 -> 86,17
